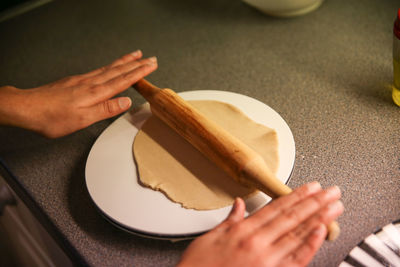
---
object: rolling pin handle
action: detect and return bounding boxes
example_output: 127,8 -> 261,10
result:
134,79 -> 161,99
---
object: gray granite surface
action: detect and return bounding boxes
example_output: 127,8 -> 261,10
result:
0,0 -> 400,266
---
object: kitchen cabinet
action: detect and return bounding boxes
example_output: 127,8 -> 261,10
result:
0,173 -> 73,267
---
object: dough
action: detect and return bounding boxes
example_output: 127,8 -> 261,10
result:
133,100 -> 279,210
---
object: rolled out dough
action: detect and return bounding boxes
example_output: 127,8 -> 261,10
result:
133,100 -> 278,210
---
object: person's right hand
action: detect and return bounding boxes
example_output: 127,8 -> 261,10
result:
0,50 -> 157,138
177,182 -> 343,267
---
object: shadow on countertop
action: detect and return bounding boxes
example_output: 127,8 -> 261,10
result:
67,149 -> 190,266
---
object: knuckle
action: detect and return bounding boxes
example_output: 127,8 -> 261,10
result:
78,77 -> 91,85
136,64 -> 153,76
114,62 -> 132,76
121,71 -> 136,83
285,230 -> 301,243
291,183 -> 322,204
227,222 -> 245,235
109,65 -> 128,80
110,58 -> 122,66
141,58 -> 152,65
299,186 -> 313,198
238,235 -> 258,252
98,66 -> 108,73
114,63 -> 125,73
102,101 -> 117,115
88,84 -> 102,96
312,210 -> 326,224
283,209 -> 303,223
124,54 -> 135,61
294,185 -> 314,202
303,238 -> 320,254
139,61 -> 154,70
309,194 -> 326,208
61,75 -> 79,86
117,63 -> 155,85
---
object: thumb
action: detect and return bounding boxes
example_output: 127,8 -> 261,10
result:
92,97 -> 132,122
214,198 -> 245,232
226,198 -> 246,224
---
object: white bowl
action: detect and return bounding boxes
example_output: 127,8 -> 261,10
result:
242,0 -> 324,17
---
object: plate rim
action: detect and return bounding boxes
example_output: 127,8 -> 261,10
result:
85,90 -> 296,239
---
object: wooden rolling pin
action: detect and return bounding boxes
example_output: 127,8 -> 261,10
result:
133,79 -> 340,241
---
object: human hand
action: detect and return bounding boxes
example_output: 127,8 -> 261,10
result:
177,182 -> 343,267
0,50 -> 157,138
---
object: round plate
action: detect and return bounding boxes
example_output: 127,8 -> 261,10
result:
340,220 -> 400,267
85,90 -> 295,239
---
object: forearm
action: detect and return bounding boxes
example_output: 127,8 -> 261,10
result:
0,86 -> 40,132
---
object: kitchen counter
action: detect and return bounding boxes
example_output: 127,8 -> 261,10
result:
0,0 -> 399,266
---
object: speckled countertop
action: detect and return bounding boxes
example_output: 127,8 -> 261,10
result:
0,0 -> 399,266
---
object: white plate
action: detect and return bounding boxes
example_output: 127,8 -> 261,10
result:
85,90 -> 295,239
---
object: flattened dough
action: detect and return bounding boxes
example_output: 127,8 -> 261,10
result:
133,100 -> 278,210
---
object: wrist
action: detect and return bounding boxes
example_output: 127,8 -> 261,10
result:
0,86 -> 41,132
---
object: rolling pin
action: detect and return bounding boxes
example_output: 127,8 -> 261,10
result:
133,79 -> 340,241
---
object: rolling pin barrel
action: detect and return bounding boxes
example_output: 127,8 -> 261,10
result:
134,80 -> 286,196
133,79 -> 340,241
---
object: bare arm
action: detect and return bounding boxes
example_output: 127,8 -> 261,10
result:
178,182 -> 343,267
0,50 -> 157,138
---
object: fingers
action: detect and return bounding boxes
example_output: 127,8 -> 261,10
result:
43,50 -> 144,89
77,50 -> 144,81
245,182 -> 322,228
72,51 -> 156,131
278,224 -> 328,267
225,198 -> 246,225
86,96 -> 132,124
239,185 -> 341,254
239,186 -> 342,267
79,59 -> 157,106
269,200 -> 343,262
258,186 -> 341,244
213,198 -> 245,232
85,56 -> 157,85
109,50 -> 143,68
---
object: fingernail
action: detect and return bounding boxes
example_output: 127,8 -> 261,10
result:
326,200 -> 344,215
118,97 -> 132,109
146,61 -> 158,67
228,197 -> 244,222
234,197 -> 243,209
326,186 -> 341,198
148,56 -> 157,63
131,50 -> 141,57
308,181 -> 322,193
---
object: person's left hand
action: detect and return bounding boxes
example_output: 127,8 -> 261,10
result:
177,182 -> 343,267
0,50 -> 157,138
